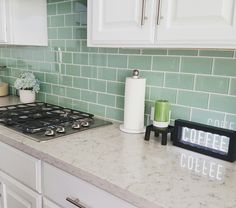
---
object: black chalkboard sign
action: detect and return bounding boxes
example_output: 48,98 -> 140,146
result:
172,119 -> 236,162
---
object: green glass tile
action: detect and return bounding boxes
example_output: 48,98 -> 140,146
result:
170,105 -> 191,121
229,78 -> 236,95
73,77 -> 88,89
89,54 -> 107,66
62,52 -> 72,64
47,4 -> 56,15
209,95 -> 236,114
98,93 -> 115,107
108,55 -> 127,68
57,2 -> 72,14
225,115 -> 236,131
79,12 -> 87,26
51,15 -> 64,27
66,40 -> 80,52
34,72 -> 45,82
16,60 -> 27,69
199,50 -> 234,58
58,28 -> 73,39
46,73 -> 58,84
73,100 -> 88,112
89,79 -> 106,92
37,92 -> 45,102
81,90 -> 97,102
48,28 -> 58,39
48,0 -> 64,3
99,48 -> 118,53
32,49 -> 45,61
195,75 -> 229,93
59,97 -> 73,108
73,28 -> 87,39
73,53 -> 88,65
168,50 -> 198,56
150,87 -> 177,103
65,14 -> 80,27
40,82 -> 52,93
66,64 -> 80,76
117,69 -> 132,82
191,109 -> 225,126
181,57 -> 213,74
52,85 -> 66,96
81,40 -> 98,53
165,73 -> 194,90
116,96 -> 124,109
98,67 -> 116,81
89,103 -> 105,117
106,107 -> 124,121
142,49 -> 167,55
145,101 -> 154,114
153,56 -> 180,72
128,55 -> 151,70
178,90 -> 209,108
46,94 -> 58,105
214,59 -> 236,76
66,87 -> 80,100
38,63 -> 51,72
60,75 -> 72,86
73,0 -> 87,13
107,82 -> 125,95
50,40 -> 65,50
81,66 -> 97,78
44,50 -> 56,62
119,49 -> 140,54
142,71 -> 164,87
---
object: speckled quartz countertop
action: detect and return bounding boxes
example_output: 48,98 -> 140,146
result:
0,96 -> 236,208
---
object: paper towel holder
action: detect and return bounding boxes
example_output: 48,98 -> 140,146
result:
120,69 -> 146,134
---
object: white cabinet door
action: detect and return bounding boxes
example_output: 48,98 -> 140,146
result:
0,171 -> 42,208
88,0 -> 156,46
0,0 -> 7,43
157,0 -> 236,48
43,198 -> 61,208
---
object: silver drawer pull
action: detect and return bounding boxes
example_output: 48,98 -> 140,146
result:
141,0 -> 147,26
157,0 -> 162,25
66,197 -> 87,208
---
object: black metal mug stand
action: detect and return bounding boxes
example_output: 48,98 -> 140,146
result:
144,125 -> 174,145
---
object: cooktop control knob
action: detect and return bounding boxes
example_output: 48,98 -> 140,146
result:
45,128 -> 55,136
56,126 -> 65,133
72,121 -> 81,129
81,120 -> 90,127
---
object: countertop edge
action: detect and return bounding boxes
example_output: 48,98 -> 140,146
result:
0,133 -> 163,208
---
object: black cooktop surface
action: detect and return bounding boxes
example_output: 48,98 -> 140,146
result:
0,102 -> 112,142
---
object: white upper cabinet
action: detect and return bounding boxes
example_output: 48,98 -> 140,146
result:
88,0 -> 157,46
0,0 -> 48,46
0,0 -> 7,43
157,0 -> 236,48
88,0 -> 236,48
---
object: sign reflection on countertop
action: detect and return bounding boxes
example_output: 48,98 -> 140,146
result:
180,152 -> 224,181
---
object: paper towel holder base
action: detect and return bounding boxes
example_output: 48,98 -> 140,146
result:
120,124 -> 146,134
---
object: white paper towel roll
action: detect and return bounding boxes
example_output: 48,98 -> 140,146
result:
120,76 -> 146,133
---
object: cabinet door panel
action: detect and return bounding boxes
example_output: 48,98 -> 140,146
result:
0,171 -> 42,208
157,0 -> 236,48
43,198 -> 61,208
0,0 -> 7,43
88,0 -> 156,46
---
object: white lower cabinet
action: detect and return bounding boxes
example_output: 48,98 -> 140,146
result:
0,171 -> 42,208
43,163 -> 137,208
43,198 -> 61,208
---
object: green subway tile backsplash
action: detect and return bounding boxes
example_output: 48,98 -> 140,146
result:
0,0 -> 236,129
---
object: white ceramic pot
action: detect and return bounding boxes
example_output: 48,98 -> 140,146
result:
19,90 -> 36,103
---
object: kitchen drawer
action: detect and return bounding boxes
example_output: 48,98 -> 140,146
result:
0,142 -> 41,192
43,163 -> 137,208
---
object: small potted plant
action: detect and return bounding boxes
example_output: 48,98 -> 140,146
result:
14,72 -> 40,103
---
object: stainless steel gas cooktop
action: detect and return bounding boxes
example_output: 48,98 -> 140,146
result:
0,102 -> 112,142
